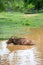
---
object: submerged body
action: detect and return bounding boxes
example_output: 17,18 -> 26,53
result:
7,37 -> 35,45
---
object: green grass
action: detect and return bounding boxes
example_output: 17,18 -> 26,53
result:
0,12 -> 43,39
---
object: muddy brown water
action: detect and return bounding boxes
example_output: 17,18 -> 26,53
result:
0,28 -> 43,65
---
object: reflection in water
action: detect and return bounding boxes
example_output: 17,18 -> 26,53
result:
0,28 -> 43,65
0,43 -> 43,65
0,46 -> 43,65
12,48 -> 37,65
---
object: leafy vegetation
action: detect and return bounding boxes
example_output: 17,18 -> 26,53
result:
0,0 -> 43,13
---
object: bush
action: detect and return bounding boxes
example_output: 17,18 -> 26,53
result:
24,3 -> 35,14
38,9 -> 43,13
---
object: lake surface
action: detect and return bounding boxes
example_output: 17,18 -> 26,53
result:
0,28 -> 43,65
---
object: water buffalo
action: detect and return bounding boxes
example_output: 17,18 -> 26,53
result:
7,37 -> 35,45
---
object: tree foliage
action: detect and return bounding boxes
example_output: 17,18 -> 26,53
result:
0,0 -> 43,13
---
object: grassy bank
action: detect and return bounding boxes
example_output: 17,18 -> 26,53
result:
0,12 -> 43,39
